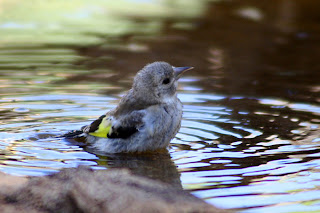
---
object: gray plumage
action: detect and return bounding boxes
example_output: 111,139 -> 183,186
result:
81,61 -> 193,153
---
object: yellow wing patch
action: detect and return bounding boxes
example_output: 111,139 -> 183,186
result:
89,117 -> 112,138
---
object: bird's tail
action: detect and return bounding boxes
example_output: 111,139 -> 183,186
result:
58,130 -> 85,139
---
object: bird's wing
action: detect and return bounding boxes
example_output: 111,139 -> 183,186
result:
82,111 -> 145,139
82,114 -> 112,138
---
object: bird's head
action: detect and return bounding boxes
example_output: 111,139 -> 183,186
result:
133,62 -> 193,102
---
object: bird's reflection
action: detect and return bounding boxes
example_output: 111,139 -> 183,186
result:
91,149 -> 182,189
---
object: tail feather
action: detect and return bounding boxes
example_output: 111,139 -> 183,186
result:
59,130 -> 85,139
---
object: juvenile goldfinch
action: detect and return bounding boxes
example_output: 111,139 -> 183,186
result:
67,62 -> 193,153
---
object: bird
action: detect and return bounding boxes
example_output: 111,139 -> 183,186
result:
64,61 -> 193,153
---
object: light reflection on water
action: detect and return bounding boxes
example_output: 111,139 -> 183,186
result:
172,93 -> 320,212
1,91 -> 319,212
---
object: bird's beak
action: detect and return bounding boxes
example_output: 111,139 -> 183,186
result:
173,66 -> 194,80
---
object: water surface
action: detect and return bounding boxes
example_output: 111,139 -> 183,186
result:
0,0 -> 320,212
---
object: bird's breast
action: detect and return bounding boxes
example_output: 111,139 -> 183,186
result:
142,101 -> 182,137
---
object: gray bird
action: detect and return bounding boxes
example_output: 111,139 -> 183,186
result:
67,62 -> 193,153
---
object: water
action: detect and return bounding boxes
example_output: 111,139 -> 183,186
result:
0,0 -> 320,212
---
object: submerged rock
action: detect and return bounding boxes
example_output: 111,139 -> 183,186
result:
0,167 -> 230,213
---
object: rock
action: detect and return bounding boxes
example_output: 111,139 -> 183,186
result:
0,167 -> 231,213
0,172 -> 37,213
0,172 -> 27,188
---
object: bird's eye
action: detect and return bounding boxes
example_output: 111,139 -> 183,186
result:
162,78 -> 170,85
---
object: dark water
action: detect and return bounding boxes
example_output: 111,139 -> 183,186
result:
0,0 -> 320,212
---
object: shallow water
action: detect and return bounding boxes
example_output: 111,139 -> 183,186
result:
0,0 -> 320,212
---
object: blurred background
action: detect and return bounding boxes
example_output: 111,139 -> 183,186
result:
0,0 -> 319,212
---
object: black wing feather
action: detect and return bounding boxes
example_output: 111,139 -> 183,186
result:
107,126 -> 138,139
80,111 -> 144,139
107,111 -> 144,139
